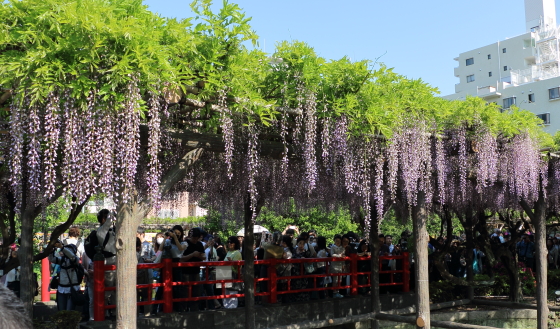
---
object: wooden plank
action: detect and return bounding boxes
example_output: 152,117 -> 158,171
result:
472,299 -> 560,312
375,313 -> 501,329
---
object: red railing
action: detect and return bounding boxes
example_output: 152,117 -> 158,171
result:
85,252 -> 410,321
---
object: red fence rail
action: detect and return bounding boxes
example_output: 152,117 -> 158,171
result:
39,252 -> 410,321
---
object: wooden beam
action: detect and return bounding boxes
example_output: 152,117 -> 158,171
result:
375,313 -> 502,329
269,312 -> 377,329
386,299 -> 472,315
471,299 -> 560,312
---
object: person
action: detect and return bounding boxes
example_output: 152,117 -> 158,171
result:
308,230 -> 318,248
135,237 -> 150,316
299,232 -> 317,257
137,227 -> 156,280
151,232 -> 166,314
4,245 -> 20,298
96,209 -> 117,309
315,236 -> 329,299
330,234 -> 345,298
357,240 -> 372,295
201,236 -> 221,310
166,225 -> 188,312
384,235 -> 399,271
472,245 -> 485,275
291,236 -> 311,302
278,235 -> 293,303
282,225 -> 299,246
223,236 -> 243,308
236,234 -> 244,253
81,250 -> 95,321
48,242 -> 80,311
0,283 -> 33,329
179,227 -> 205,312
517,234 -> 535,269
214,236 -> 227,261
64,227 -> 84,259
259,232 -> 283,299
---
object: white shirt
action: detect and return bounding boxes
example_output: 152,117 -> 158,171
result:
64,237 -> 85,259
3,266 -> 19,286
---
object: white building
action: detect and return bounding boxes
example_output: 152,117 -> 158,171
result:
84,192 -> 207,219
443,0 -> 560,134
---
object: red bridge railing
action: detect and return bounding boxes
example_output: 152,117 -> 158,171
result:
81,252 -> 409,321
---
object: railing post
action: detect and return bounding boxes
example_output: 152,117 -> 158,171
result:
41,257 -> 50,302
402,252 -> 410,293
268,258 -> 277,304
93,246 -> 106,322
162,257 -> 173,313
350,253 -> 358,296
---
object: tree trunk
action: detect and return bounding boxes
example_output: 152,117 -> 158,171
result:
111,148 -> 203,329
533,192 -> 548,329
412,191 -> 430,329
19,209 -> 35,317
243,196 -> 255,329
369,215 -> 381,329
464,216 -> 475,300
503,252 -> 521,302
115,198 -> 140,329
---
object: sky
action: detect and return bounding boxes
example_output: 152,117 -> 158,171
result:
142,0 -> 559,97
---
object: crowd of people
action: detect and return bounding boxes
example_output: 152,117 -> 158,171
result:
5,208 -> 559,321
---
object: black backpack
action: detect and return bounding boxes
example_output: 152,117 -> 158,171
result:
60,244 -> 85,285
84,229 -> 115,259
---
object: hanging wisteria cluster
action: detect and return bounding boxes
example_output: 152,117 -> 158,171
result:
4,79 -> 168,213
180,105 -> 558,230
3,80 -> 557,227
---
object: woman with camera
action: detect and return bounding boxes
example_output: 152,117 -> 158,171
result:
165,225 -> 188,312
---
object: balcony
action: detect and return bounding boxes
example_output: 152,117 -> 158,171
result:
477,86 -> 501,99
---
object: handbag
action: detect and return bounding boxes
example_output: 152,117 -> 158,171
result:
49,275 -> 59,290
70,286 -> 86,306
304,262 -> 316,274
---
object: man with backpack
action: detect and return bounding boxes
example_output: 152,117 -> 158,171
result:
48,242 -> 83,310
84,209 -> 117,313
63,227 -> 84,259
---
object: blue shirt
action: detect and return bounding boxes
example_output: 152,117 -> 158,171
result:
516,240 -> 535,259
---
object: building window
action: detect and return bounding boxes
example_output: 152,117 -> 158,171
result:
549,87 -> 560,99
536,113 -> 550,124
466,74 -> 475,83
503,97 -> 516,109
528,93 -> 535,103
504,66 -> 509,71
489,72 -> 492,77
488,54 -> 491,59
503,48 -> 507,53
466,58 -> 474,66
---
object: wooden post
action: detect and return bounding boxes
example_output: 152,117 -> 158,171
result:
402,252 -> 410,293
268,257 -> 277,303
350,253 -> 358,296
41,257 -> 50,302
93,247 -> 106,321
162,250 -> 173,314
412,191 -> 430,329
534,190 -> 548,329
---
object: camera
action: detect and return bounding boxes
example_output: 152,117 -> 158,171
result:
165,229 -> 173,237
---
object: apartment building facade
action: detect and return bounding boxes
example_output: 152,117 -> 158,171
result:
443,0 -> 560,134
